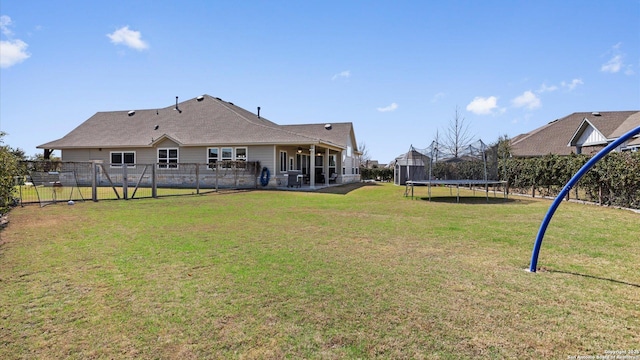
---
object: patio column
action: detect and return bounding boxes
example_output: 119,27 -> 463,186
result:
310,145 -> 316,189
325,148 -> 330,186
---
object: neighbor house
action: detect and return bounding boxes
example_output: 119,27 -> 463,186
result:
37,95 -> 361,188
510,111 -> 640,157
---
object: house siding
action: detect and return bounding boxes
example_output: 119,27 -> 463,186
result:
577,127 -> 607,146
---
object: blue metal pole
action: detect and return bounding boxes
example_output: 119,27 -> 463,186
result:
529,125 -> 640,272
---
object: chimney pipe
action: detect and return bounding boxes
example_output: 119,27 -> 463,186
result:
175,96 -> 182,113
257,106 -> 261,118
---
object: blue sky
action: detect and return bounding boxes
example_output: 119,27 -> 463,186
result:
1,0 -> 638,163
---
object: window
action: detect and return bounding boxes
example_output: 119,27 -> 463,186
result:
235,148 -> 247,161
158,148 -> 178,169
220,147 -> 233,168
110,151 -> 135,168
289,157 -> 295,171
235,147 -> 247,169
207,148 -> 219,169
280,151 -> 287,172
328,154 -> 336,176
298,154 -> 309,174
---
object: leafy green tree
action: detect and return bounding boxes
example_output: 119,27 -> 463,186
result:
0,132 -> 21,211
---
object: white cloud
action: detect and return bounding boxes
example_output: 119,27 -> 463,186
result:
511,90 -> 541,110
107,26 -> 149,50
601,55 -> 622,73
537,83 -> 558,93
561,78 -> 583,91
1,15 -> 14,36
377,102 -> 398,112
600,43 -> 634,75
466,96 -> 499,115
0,39 -> 30,68
431,92 -> 446,103
0,15 -> 30,68
332,70 -> 350,80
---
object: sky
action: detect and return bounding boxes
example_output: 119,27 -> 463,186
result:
1,0 -> 639,163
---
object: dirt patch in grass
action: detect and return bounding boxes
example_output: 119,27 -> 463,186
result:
314,181 -> 379,194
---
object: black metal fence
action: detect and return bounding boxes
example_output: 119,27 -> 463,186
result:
15,161 -> 262,205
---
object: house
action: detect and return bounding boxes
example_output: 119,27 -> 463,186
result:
510,111 -> 640,157
37,95 -> 361,188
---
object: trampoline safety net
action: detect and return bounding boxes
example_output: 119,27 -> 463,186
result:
401,139 -> 506,201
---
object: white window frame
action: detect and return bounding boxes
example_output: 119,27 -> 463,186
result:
158,148 -> 179,169
110,151 -> 136,168
235,147 -> 247,162
221,147 -> 233,168
280,151 -> 287,172
207,147 -> 219,170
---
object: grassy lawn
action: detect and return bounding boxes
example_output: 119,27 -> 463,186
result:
1,183 -> 638,359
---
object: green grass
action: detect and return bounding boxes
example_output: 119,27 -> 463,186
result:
1,183 -> 638,359
15,185 -> 208,204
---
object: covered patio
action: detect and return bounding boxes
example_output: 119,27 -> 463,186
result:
276,143 -> 359,189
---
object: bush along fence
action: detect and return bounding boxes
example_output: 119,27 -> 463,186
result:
15,160 -> 262,205
501,152 -> 640,209
360,167 -> 393,182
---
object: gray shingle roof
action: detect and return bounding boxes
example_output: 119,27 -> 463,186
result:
281,123 -> 355,149
38,95 -> 351,149
510,111 -> 640,157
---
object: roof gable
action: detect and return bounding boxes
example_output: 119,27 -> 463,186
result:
568,118 -> 607,146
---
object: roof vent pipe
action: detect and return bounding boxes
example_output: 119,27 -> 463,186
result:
175,96 -> 182,113
257,107 -> 261,118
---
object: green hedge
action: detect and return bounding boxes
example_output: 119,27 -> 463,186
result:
360,167 -> 393,182
502,152 -> 640,209
1,138 -> 20,212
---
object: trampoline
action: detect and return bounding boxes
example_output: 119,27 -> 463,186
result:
405,179 -> 507,202
401,139 -> 508,203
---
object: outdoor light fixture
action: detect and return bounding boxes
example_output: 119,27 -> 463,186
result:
297,147 -> 303,153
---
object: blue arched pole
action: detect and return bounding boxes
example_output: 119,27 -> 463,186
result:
529,125 -> 640,272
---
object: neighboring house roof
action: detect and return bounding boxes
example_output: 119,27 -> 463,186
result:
38,95 -> 355,150
510,111 -> 640,157
610,112 -> 640,147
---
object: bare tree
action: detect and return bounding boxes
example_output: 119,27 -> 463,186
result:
358,141 -> 372,167
443,106 -> 473,158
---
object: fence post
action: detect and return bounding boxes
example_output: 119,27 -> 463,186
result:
196,163 -> 200,195
122,165 -> 128,200
152,164 -> 157,198
215,162 -> 219,192
92,162 -> 98,202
